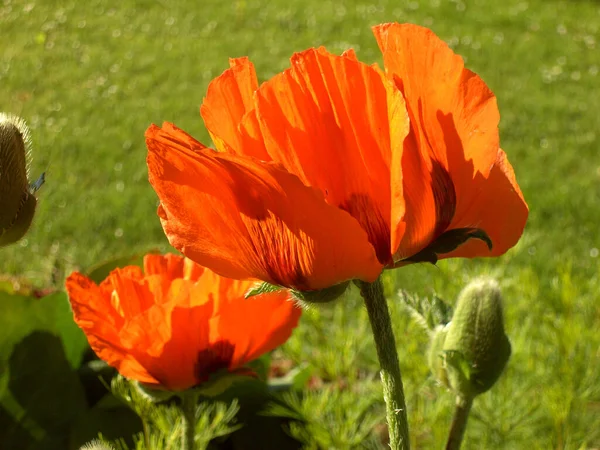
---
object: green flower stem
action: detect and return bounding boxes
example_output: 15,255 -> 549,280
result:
445,395 -> 474,450
358,278 -> 410,450
142,419 -> 151,450
180,392 -> 198,450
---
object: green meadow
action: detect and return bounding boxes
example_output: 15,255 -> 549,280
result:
1,0 -> 599,448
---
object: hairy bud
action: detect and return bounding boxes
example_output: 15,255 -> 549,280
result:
438,278 -> 511,399
79,439 -> 115,450
0,113 -> 44,247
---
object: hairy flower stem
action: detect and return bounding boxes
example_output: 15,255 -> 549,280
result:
180,392 -> 198,450
445,395 -> 473,450
359,278 -> 410,450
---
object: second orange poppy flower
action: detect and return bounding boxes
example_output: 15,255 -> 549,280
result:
66,253 -> 301,391
146,23 -> 528,291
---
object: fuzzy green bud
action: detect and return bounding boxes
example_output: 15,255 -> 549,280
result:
79,439 -> 115,450
0,113 -> 44,247
442,278 -> 511,399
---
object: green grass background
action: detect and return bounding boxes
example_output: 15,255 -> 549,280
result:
1,0 -> 599,448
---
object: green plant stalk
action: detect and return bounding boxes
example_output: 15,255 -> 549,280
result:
445,395 -> 474,450
359,278 -> 410,450
142,418 -> 151,450
180,392 -> 198,450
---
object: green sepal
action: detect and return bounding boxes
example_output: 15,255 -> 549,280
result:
290,281 -> 350,305
191,368 -> 257,398
135,382 -> 177,403
245,282 -> 285,299
404,227 -> 492,264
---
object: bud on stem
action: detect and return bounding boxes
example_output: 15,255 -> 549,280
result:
442,278 -> 511,399
0,113 -> 44,247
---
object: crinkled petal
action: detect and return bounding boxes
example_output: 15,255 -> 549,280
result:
200,57 -> 270,160
146,122 -> 382,290
207,277 -> 301,368
438,149 -> 528,259
373,23 -> 501,259
65,272 -> 159,385
121,298 -> 214,391
143,253 -> 185,278
109,267 -> 158,316
253,47 -> 409,264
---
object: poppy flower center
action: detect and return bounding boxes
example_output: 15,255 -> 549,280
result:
431,159 -> 457,237
194,340 -> 235,383
339,193 -> 392,266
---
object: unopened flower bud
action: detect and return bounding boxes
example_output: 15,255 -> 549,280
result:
0,113 -> 44,247
442,278 -> 511,399
79,439 -> 115,450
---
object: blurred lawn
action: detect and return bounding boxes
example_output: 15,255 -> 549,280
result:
1,0 -> 599,448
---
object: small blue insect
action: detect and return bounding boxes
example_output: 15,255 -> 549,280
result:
30,172 -> 46,193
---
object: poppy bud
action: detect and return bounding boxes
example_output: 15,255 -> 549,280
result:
441,278 -> 511,399
0,113 -> 44,247
79,439 -> 115,450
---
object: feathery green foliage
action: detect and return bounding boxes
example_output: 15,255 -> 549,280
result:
108,376 -> 240,450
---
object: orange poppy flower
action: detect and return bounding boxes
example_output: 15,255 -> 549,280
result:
65,253 -> 301,391
146,23 -> 528,291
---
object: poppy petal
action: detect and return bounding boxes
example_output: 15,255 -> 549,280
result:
373,22 -> 499,181
254,48 -> 409,264
121,298 -> 214,391
143,253 -> 206,299
146,122 -> 382,290
438,149 -> 528,259
108,267 -> 159,316
373,23 -> 501,258
200,57 -> 270,160
209,278 -> 301,368
65,272 -> 159,385
143,253 -> 185,278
